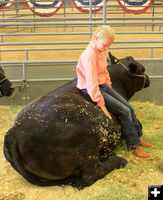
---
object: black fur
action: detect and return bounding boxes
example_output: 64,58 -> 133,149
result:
3,54 -> 150,188
0,66 -> 14,97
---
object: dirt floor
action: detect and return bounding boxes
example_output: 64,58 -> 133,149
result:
0,102 -> 163,200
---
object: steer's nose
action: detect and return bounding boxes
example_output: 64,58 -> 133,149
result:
7,87 -> 15,96
144,75 -> 150,88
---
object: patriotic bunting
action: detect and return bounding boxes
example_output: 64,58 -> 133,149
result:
72,0 -> 105,13
117,0 -> 153,14
0,0 -> 15,10
25,0 -> 64,17
0,0 -> 154,15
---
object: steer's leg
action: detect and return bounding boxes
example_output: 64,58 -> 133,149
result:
82,156 -> 128,186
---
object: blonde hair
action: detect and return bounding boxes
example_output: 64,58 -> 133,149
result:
91,25 -> 115,42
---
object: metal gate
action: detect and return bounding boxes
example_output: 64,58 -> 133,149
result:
0,0 -> 163,105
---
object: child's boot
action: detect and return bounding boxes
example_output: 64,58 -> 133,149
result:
132,147 -> 151,158
140,138 -> 152,148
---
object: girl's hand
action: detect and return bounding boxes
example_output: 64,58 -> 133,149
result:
100,106 -> 112,119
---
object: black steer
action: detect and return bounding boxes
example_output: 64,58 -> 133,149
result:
0,66 -> 14,97
3,53 -> 150,187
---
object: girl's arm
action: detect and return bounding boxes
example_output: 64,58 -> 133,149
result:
100,105 -> 112,119
85,54 -> 105,107
84,53 -> 112,119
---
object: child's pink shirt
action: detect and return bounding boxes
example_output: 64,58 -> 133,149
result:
76,43 -> 112,107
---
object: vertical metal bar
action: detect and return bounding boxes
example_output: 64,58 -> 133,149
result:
2,9 -> 5,44
150,47 -> 153,58
22,63 -> 26,81
89,0 -> 92,41
94,0 -> 96,19
22,62 -> 28,103
123,0 -> 126,25
25,50 -> 28,61
64,0 -> 66,17
103,0 -> 106,24
16,0 -> 18,30
149,48 -> 154,75
64,0 -> 66,32
152,2 -> 155,31
22,63 -> 28,104
32,1 -> 36,32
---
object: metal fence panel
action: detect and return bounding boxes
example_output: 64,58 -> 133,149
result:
0,0 -> 163,105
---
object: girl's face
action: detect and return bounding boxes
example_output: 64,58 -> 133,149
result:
95,36 -> 113,52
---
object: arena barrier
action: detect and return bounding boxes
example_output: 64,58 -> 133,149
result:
0,0 -> 163,105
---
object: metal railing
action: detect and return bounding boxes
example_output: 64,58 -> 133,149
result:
1,44 -> 163,57
1,58 -> 163,83
0,0 -> 163,105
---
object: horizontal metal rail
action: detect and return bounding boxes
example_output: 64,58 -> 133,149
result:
149,76 -> 163,79
9,75 -> 163,84
1,31 -> 163,37
1,21 -> 163,26
1,58 -> 163,66
0,3 -> 161,9
0,32 -> 89,36
0,61 -> 77,65
1,17 -> 163,21
1,46 -> 163,52
2,11 -> 163,16
1,40 -> 163,46
1,59 -> 162,83
11,78 -> 74,83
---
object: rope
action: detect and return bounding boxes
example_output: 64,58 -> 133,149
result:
7,80 -> 28,99
135,74 -> 146,89
0,77 -> 7,84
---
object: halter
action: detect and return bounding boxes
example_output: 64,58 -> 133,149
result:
0,77 -> 7,84
118,62 -> 146,90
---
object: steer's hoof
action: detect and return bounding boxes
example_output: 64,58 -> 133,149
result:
116,156 -> 128,169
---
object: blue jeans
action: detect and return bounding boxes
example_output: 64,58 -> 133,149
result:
82,84 -> 142,148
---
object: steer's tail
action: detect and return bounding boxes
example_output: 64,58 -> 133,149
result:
3,129 -> 83,188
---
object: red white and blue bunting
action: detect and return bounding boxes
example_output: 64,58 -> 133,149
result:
0,0 -> 15,10
72,0 -> 105,13
117,0 -> 153,14
25,0 -> 64,17
0,0 -> 154,15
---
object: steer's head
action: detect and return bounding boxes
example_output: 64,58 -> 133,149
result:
0,66 -> 14,97
107,52 -> 150,100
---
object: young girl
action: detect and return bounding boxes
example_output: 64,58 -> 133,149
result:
76,25 -> 152,158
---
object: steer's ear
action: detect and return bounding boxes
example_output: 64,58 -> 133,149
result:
128,63 -> 138,76
108,52 -> 119,64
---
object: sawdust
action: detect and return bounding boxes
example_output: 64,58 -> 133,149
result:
0,101 -> 163,200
